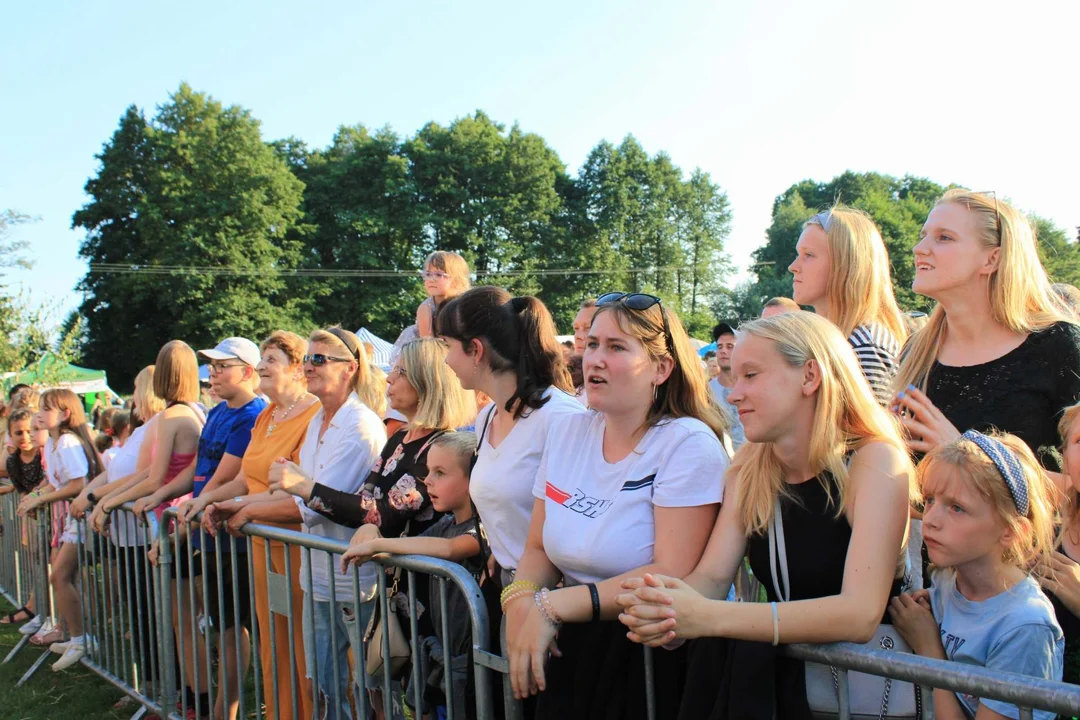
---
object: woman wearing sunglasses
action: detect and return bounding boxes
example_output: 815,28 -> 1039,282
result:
505,292 -> 731,717
271,336 -> 475,716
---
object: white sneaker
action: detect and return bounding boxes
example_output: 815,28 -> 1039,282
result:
51,642 -> 86,671
18,615 -> 43,635
30,617 -> 56,642
51,637 -> 97,655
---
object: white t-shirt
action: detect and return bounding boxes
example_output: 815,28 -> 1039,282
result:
470,388 -> 587,570
102,445 -> 119,470
109,425 -> 149,547
534,413 -> 728,585
296,392 -> 387,602
46,433 -> 90,490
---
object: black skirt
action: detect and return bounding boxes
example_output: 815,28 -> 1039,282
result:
535,620 -> 688,720
677,636 -> 813,720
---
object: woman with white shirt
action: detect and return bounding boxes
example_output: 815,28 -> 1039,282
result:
436,286 -> 584,585
505,292 -> 730,716
256,327 -> 386,720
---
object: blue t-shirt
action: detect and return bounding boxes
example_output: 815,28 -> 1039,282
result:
191,397 -> 266,551
929,568 -> 1064,720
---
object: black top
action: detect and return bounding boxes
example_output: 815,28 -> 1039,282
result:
925,321 -> 1080,471
747,472 -> 905,608
306,428 -> 443,537
6,452 -> 43,494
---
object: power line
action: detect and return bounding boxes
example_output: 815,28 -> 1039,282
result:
88,263 -> 707,278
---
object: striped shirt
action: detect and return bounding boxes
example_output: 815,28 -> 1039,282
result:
848,323 -> 901,406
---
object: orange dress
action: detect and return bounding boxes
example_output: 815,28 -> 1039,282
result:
244,401 -> 320,720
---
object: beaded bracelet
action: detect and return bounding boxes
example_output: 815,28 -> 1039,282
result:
534,589 -> 562,629
500,579 -> 539,607
500,588 -> 534,612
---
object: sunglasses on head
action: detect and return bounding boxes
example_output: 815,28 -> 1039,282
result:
303,353 -> 352,367
596,292 -> 674,353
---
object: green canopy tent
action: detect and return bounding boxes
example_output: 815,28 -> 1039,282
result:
1,353 -> 115,397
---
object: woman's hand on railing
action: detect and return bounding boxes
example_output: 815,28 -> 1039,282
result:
177,495 -> 207,524
201,501 -> 236,537
224,505 -> 253,538
888,591 -> 943,659
267,458 -> 314,501
617,573 -> 707,647
508,597 -> 561,700
16,492 -> 42,516
70,491 -> 93,520
131,496 -> 155,520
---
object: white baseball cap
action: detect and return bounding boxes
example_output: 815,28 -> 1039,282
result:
198,337 -> 261,368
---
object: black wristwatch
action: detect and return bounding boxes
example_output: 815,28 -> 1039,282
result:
87,492 -> 98,504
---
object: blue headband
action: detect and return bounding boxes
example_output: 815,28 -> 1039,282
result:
961,430 -> 1030,517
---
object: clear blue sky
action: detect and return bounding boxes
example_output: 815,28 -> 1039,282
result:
3,0 -> 1077,328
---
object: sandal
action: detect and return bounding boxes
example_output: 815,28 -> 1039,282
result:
30,628 -> 65,646
0,607 -> 33,625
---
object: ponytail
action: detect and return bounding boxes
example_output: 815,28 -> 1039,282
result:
438,286 -> 573,419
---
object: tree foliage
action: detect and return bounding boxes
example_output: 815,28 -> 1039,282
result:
75,84 -> 308,385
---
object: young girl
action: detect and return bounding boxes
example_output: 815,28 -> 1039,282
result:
16,389 -> 103,670
890,430 -> 1063,720
788,206 -> 908,405
416,250 -> 471,338
616,311 -> 914,720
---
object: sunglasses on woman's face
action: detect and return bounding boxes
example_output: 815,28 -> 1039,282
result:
596,292 -> 674,353
302,354 -> 352,367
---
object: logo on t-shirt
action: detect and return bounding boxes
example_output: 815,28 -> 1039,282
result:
545,474 -> 656,519
940,627 -> 966,657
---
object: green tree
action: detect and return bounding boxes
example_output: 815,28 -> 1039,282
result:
0,210 -> 37,371
74,84 -> 309,387
1034,215 -> 1080,288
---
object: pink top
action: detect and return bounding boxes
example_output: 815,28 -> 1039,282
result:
152,402 -> 207,523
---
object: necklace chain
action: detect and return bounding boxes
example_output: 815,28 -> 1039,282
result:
267,394 -> 306,436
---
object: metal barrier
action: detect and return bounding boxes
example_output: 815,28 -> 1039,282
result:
28,500 -> 512,720
0,490 -> 61,686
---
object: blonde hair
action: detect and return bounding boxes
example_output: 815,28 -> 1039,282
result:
132,365 -> 166,422
399,338 -> 478,431
429,431 -> 478,475
309,327 -> 377,404
363,365 -> 389,417
592,301 -> 730,443
153,341 -> 200,404
1057,404 -> 1080,544
731,312 -> 912,535
425,251 -> 472,295
920,431 -> 1056,571
41,388 -> 104,478
9,387 -> 39,413
805,206 -> 907,342
260,330 -> 307,367
895,190 -> 1070,393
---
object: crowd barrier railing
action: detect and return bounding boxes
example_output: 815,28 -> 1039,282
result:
0,490 -> 62,686
30,499 -> 514,720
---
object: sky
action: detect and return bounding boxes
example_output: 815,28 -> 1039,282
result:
2,0 -> 1078,328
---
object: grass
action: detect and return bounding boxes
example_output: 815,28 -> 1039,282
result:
0,599 -> 131,720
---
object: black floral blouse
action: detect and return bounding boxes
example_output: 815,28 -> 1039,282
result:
306,428 -> 444,538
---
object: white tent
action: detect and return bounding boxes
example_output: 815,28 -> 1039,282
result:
355,327 -> 394,370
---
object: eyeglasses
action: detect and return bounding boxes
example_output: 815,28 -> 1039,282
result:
596,292 -> 674,353
420,270 -> 450,281
388,366 -> 408,381
208,362 -> 247,375
302,354 -> 352,367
